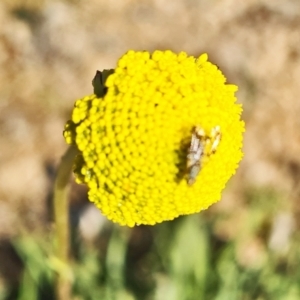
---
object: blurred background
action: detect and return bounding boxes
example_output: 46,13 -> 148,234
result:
1,0 -> 300,299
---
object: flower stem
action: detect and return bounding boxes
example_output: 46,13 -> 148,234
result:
53,145 -> 78,300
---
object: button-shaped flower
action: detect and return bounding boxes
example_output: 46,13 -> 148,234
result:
63,50 -> 244,227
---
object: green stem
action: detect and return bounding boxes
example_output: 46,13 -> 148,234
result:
53,145 -> 78,300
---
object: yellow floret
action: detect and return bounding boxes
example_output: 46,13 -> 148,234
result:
63,50 -> 244,227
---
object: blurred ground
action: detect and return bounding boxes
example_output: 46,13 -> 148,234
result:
1,0 -> 300,296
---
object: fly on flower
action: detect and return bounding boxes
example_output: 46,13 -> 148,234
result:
63,50 -> 244,226
187,126 -> 205,185
210,125 -> 222,155
187,125 -> 222,185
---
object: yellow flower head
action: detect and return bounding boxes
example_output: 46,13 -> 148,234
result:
63,50 -> 244,227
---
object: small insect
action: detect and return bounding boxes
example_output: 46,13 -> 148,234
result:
210,125 -> 221,154
187,126 -> 205,185
187,125 -> 222,185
